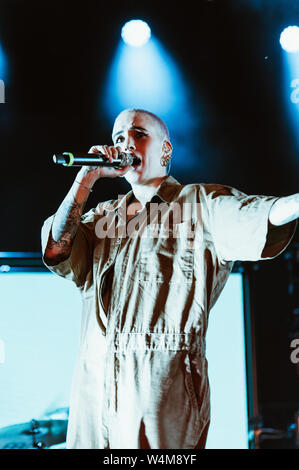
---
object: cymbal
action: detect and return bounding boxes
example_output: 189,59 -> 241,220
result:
0,419 -> 67,449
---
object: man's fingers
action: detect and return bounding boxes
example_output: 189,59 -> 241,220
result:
88,145 -> 123,161
88,146 -> 100,154
85,145 -> 131,178
109,146 -> 119,160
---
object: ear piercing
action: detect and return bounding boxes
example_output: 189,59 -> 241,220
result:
160,155 -> 171,167
160,142 -> 171,167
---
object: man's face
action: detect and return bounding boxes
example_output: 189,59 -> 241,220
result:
112,111 -> 167,184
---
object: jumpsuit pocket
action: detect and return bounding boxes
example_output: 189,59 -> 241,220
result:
130,222 -> 195,284
138,221 -> 195,253
131,252 -> 194,284
183,352 -> 201,439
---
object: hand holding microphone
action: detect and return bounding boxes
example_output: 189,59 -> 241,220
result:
54,145 -> 140,181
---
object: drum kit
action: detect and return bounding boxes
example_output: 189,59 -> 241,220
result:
0,408 -> 68,449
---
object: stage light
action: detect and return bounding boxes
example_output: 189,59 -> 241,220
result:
121,20 -> 151,47
0,42 -> 6,78
103,37 -> 189,125
280,26 -> 299,53
280,26 -> 299,152
101,31 -> 201,172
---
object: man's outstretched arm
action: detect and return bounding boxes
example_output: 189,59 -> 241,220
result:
269,193 -> 299,226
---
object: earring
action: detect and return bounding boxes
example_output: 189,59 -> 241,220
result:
160,155 -> 171,167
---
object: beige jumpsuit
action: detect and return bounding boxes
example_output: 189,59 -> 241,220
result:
41,175 -> 296,449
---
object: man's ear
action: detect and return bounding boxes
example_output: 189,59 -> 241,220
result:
162,140 -> 173,156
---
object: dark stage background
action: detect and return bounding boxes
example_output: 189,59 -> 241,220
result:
0,0 -> 298,447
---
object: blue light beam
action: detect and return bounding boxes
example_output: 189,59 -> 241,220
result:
0,42 -> 7,104
0,42 -> 7,80
280,26 -> 299,153
101,35 -> 200,171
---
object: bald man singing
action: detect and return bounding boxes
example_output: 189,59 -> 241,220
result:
41,108 -> 298,449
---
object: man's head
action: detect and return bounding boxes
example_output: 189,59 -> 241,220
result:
112,108 -> 172,184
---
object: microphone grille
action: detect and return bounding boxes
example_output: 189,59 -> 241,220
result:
119,153 -> 134,167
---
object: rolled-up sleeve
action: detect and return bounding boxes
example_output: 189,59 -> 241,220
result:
201,184 -> 297,262
41,209 -> 96,287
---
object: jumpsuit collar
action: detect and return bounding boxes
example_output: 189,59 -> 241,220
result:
103,175 -> 182,215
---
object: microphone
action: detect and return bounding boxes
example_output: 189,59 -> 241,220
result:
52,152 -> 141,168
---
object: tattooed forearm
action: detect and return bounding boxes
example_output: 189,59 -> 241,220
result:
52,199 -> 84,245
44,232 -> 76,266
44,177 -> 93,262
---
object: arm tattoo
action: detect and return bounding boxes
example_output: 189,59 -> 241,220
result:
52,199 -> 84,242
46,198 -> 86,261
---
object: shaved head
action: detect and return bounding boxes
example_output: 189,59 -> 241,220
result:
115,108 -> 170,141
